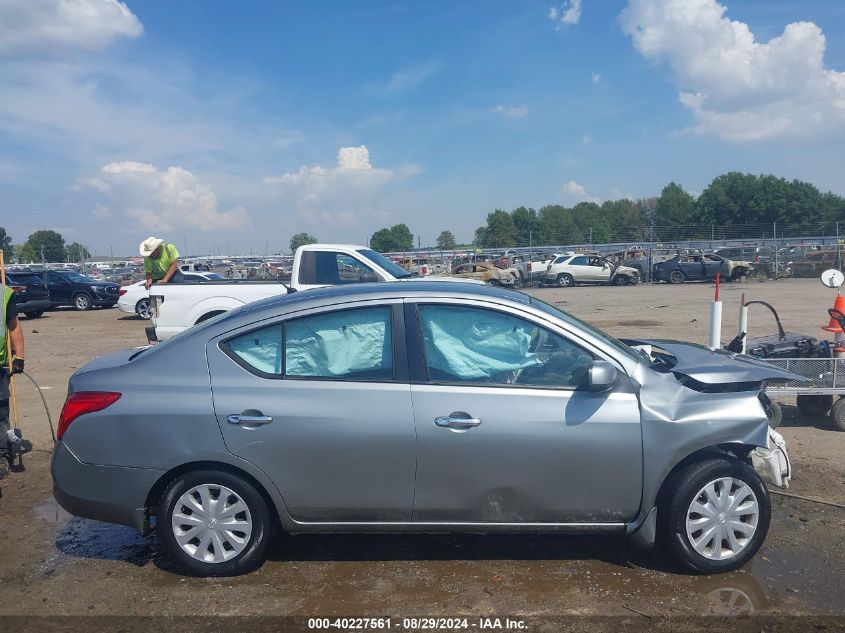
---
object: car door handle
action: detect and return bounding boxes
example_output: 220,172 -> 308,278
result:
227,414 -> 273,426
435,415 -> 482,430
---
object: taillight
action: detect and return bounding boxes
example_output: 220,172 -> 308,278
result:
57,392 -> 121,440
11,286 -> 25,293
527,263 -> 532,272
118,289 -> 128,297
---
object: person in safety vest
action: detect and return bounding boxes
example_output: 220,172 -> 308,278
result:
0,282 -> 25,479
140,237 -> 184,290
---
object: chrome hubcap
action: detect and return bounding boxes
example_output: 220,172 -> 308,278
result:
171,484 -> 253,564
138,300 -> 150,319
686,477 -> 759,561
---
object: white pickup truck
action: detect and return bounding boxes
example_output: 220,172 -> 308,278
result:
147,243 -> 472,341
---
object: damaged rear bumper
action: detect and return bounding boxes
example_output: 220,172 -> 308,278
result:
751,428 -> 791,488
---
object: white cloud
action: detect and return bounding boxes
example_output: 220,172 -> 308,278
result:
101,161 -> 156,174
563,180 -> 600,203
263,145 -> 421,227
96,161 -> 252,232
70,177 -> 110,192
620,0 -> 845,141
364,61 -> 441,97
0,0 -> 142,55
491,104 -> 529,119
91,203 -> 111,218
548,0 -> 582,29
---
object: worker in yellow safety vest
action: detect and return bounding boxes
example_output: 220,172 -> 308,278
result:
0,283 -> 25,479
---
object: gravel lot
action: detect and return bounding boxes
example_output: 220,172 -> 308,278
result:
1,278 -> 844,620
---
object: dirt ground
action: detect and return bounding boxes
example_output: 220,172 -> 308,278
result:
1,278 -> 844,621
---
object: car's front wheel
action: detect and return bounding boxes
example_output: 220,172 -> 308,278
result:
159,469 -> 273,576
660,458 -> 770,574
25,310 -> 44,319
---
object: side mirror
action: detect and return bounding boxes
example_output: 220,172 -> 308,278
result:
588,360 -> 617,392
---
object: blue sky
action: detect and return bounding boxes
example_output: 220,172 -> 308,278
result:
2,0 -> 845,256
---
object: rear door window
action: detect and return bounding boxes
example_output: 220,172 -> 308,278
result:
223,306 -> 395,381
285,306 -> 393,380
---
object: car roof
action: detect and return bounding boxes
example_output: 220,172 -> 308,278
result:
241,280 -> 531,317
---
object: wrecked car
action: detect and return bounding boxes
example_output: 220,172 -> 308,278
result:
52,282 -> 793,576
444,261 -> 519,286
543,254 -> 640,287
653,253 -> 751,284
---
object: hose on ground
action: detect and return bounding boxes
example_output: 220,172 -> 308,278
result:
17,371 -> 56,445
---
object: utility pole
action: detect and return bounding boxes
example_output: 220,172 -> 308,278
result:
184,236 -> 188,257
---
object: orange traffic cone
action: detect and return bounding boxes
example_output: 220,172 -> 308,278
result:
823,294 -> 845,333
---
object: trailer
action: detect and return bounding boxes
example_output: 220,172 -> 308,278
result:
764,357 -> 845,431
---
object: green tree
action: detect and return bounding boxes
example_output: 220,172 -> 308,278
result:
655,182 -> 699,230
65,242 -> 90,262
289,232 -> 318,253
436,230 -> 457,250
369,224 -> 414,252
22,229 -> 65,263
475,209 -> 518,248
510,206 -> 546,247
389,224 -> 414,251
538,205 -> 580,245
0,227 -> 11,262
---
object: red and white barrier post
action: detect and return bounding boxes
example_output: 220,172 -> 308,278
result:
708,272 -> 723,350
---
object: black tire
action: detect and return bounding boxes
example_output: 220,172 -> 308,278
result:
796,394 -> 832,417
766,401 -> 782,429
556,273 -> 574,288
135,298 -> 151,320
72,293 -> 92,311
659,458 -> 770,574
668,270 -> 686,284
24,310 -> 44,319
158,469 -> 272,577
830,397 -> 845,432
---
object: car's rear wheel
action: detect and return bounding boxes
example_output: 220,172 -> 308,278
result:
659,458 -> 770,574
24,310 -> 44,319
159,469 -> 272,576
72,293 -> 92,311
135,298 -> 151,320
556,273 -> 574,287
668,270 -> 686,284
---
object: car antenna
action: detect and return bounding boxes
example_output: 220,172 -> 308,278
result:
262,265 -> 296,293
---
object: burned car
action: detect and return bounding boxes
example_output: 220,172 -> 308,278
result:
52,282 -> 792,576
543,254 -> 640,287
444,261 -> 519,286
653,252 -> 751,284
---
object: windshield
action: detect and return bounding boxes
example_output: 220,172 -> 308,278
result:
356,249 -> 414,279
529,295 -> 644,365
64,272 -> 95,283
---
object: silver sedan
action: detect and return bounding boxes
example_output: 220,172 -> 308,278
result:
52,282 -> 793,576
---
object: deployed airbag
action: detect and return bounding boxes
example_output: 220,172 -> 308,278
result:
420,305 -> 539,380
285,307 -> 392,377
